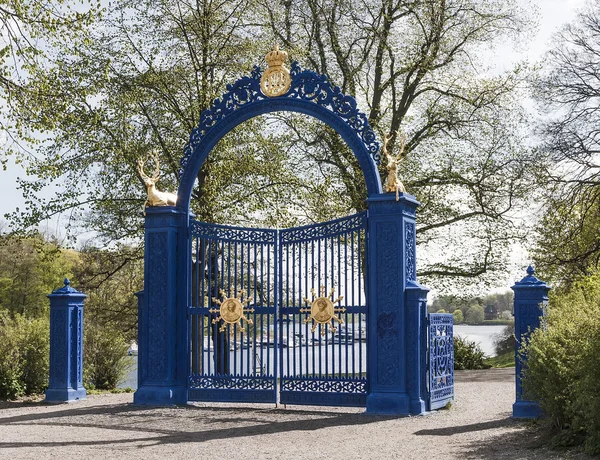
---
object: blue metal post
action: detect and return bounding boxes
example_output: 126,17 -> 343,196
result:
511,265 -> 550,418
46,279 -> 87,403
134,206 -> 189,405
365,193 -> 429,415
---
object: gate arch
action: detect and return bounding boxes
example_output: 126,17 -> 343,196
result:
133,48 -> 450,415
176,62 -> 383,212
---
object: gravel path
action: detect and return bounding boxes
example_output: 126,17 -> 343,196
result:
0,369 -> 588,459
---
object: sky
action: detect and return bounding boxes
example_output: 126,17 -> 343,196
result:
0,0 -> 590,285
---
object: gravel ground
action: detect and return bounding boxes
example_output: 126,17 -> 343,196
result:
0,369 -> 590,460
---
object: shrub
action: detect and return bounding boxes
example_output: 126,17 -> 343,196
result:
453,309 -> 464,324
0,312 -> 49,399
465,305 -> 484,324
494,323 -> 515,355
454,335 -> 490,370
84,321 -> 131,390
522,274 -> 600,454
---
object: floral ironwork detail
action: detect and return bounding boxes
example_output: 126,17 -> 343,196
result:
188,375 -> 275,390
406,222 -> 416,281
280,211 -> 366,243
281,377 -> 366,393
190,220 -> 277,243
179,65 -> 380,177
429,313 -> 454,409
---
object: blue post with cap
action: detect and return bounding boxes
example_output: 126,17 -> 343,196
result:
46,278 -> 87,403
511,265 -> 550,418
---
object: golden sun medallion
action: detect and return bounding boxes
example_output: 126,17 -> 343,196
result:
210,289 -> 254,336
301,286 -> 346,336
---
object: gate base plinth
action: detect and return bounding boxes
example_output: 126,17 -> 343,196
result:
133,386 -> 187,406
45,387 -> 86,403
512,400 -> 543,419
366,392 -> 419,416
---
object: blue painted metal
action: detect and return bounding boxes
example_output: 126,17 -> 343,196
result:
279,212 -> 368,407
135,60 -> 437,414
176,63 -> 383,213
187,213 -> 368,406
188,221 -> 278,403
365,193 -> 429,415
511,265 -> 550,419
427,313 -> 454,410
46,278 -> 87,403
134,206 -> 188,405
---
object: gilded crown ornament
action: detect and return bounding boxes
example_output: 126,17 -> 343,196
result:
383,131 -> 407,200
260,44 -> 291,97
301,286 -> 345,336
210,288 -> 254,337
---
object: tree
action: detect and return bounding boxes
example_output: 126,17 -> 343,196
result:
532,1 -> 600,284
2,0 -> 538,293
0,233 -> 77,318
264,0 -> 537,289
465,304 -> 484,324
453,309 -> 464,324
73,244 -> 143,340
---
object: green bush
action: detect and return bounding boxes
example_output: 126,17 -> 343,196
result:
454,335 -> 490,370
522,274 -> 600,454
0,312 -> 49,399
453,309 -> 464,324
84,321 -> 131,390
465,304 -> 484,324
494,323 -> 515,355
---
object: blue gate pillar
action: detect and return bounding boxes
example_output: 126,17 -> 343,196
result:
365,193 -> 429,415
46,279 -> 87,403
134,206 -> 189,405
511,265 -> 550,418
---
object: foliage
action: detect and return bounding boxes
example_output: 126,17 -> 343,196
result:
494,323 -> 515,355
522,273 -> 600,454
453,335 -> 490,370
532,1 -> 600,284
465,304 -> 484,324
452,309 -> 464,324
484,351 -> 514,368
0,233 -> 77,318
83,320 -> 131,390
0,0 -> 539,294
74,245 -> 143,341
0,312 -> 49,399
431,291 -> 513,316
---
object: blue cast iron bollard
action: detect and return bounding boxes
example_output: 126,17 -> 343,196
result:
45,278 -> 87,403
511,266 -> 550,418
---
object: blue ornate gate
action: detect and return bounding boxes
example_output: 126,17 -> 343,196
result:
188,213 -> 368,406
427,313 -> 454,410
135,46 -> 434,415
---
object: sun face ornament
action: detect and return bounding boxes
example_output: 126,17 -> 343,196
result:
210,289 -> 254,336
301,286 -> 346,336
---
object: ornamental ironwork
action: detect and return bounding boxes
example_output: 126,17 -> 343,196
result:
179,54 -> 380,177
428,313 -> 454,410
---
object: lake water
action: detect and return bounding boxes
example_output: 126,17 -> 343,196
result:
119,324 -> 509,390
454,324 -> 507,357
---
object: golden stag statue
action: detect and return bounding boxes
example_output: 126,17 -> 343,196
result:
383,131 -> 407,200
137,152 -> 177,214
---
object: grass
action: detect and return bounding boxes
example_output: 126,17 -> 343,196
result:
484,351 -> 515,368
86,387 -> 134,395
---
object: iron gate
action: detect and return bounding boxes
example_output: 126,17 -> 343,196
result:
428,313 -> 454,410
187,212 -> 368,406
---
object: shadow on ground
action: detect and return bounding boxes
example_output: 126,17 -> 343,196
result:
0,402 -> 390,449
